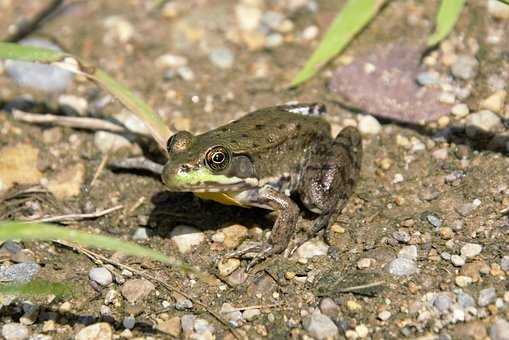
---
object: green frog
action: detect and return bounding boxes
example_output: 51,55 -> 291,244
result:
162,103 -> 362,267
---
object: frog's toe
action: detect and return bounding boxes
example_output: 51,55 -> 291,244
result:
225,241 -> 263,259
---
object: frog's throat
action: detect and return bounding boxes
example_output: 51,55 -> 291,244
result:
165,168 -> 258,192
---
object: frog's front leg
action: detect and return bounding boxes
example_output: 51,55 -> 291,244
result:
228,185 -> 299,270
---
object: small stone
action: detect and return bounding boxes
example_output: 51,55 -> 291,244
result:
357,115 -> 382,135
156,54 -> 188,69
158,316 -> 181,337
4,38 -> 73,93
455,275 -> 473,287
456,203 -> 475,217
461,243 -> 482,258
451,55 -> 479,80
220,303 -> 242,326
347,300 -> 362,311
302,310 -> 339,340
170,225 -> 205,253
58,95 -> 88,116
439,92 -> 456,104
0,144 -> 43,193
432,148 -> 448,160
457,292 -> 476,309
181,314 -> 196,335
103,16 -> 134,43
174,293 -> 193,310
426,214 -> 442,228
120,279 -> 155,304
451,255 -> 466,267
123,316 -> 136,330
399,245 -> 418,261
265,34 -> 283,48
439,227 -> 454,239
1,323 -> 29,340
194,318 -> 214,334
42,320 -> 56,333
218,258 -> 240,277
221,224 -> 248,249
132,227 -> 149,241
451,103 -> 470,117
301,25 -> 319,40
94,131 -> 132,153
441,252 -> 452,260
388,257 -> 418,276
466,110 -> 502,132
490,318 -> 509,340
89,267 -> 113,286
0,262 -> 40,283
416,71 -> 440,86
480,90 -> 507,113
177,66 -> 195,81
434,292 -> 453,313
76,323 -> 113,340
478,287 -> 497,307
357,258 -> 374,269
454,321 -> 487,339
114,110 -> 150,135
209,48 -> 235,69
393,230 -> 410,243
295,239 -> 329,260
501,256 -> 509,271
243,308 -> 261,321
378,310 -> 391,321
235,4 -> 262,31
488,0 -> 509,20
319,298 -> 340,316
46,162 -> 85,199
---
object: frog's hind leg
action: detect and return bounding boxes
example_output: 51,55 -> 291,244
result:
298,126 -> 362,240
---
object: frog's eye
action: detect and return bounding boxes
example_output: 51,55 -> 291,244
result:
205,146 -> 230,171
167,131 -> 193,154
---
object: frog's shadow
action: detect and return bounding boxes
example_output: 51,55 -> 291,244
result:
147,191 -> 273,237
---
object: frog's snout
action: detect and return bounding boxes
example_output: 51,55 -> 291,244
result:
161,162 -> 189,187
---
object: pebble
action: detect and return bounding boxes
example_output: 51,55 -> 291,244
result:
46,162 -> 85,200
357,115 -> 382,135
456,203 -> 475,217
490,318 -> 509,340
302,310 -> 339,339
432,148 -> 448,160
301,25 -> 319,40
170,225 -> 205,253
94,131 -> 132,153
319,298 -> 340,316
1,323 -> 29,340
0,262 -> 40,283
89,267 -> 113,286
103,16 -> 134,43
357,258 -> 374,269
439,227 -> 454,240
455,275 -> 473,287
220,303 -> 243,327
243,308 -> 261,321
439,92 -> 456,104
451,103 -> 470,117
454,321 -> 487,339
457,292 -> 476,309
451,255 -> 466,267
75,322 -> 113,340
235,4 -> 262,31
156,54 -> 188,69
58,95 -> 88,116
393,230 -> 410,243
265,33 -> 283,48
221,224 -> 248,249
174,293 -> 193,310
434,292 -> 453,313
478,287 -> 496,307
399,245 -> 418,261
460,243 -> 482,258
388,257 -> 418,276
355,324 -> 369,338
416,71 -> 440,86
177,66 -> 195,81
120,279 -> 155,304
208,48 -> 235,69
4,38 -> 74,93
181,314 -> 196,335
158,316 -> 181,337
218,258 -> 240,277
501,256 -> 509,272
123,316 -> 136,330
466,110 -> 502,132
194,318 -> 214,334
378,310 -> 391,321
426,214 -> 442,228
480,90 -> 506,113
132,227 -> 149,241
488,0 -> 509,20
0,144 -> 43,193
114,110 -> 150,135
295,239 -> 329,260
451,55 -> 479,80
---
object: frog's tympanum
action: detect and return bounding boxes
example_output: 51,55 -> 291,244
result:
162,103 -> 362,267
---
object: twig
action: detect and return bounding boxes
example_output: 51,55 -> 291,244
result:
337,281 -> 385,293
27,205 -> 123,223
54,240 -> 241,339
4,0 -> 64,42
230,303 -> 281,312
110,157 -> 164,175
12,109 -> 127,133
89,153 -> 109,189
127,197 -> 146,214
501,206 -> 509,215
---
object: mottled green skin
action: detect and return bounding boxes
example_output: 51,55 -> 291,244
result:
162,104 -> 362,267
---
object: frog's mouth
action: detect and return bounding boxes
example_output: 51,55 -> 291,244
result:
162,168 -> 259,193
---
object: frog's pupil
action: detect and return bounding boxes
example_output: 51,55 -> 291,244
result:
213,152 -> 224,163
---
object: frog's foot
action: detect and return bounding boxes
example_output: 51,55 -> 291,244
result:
225,242 -> 274,271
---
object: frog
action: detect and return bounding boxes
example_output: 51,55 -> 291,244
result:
162,103 -> 362,268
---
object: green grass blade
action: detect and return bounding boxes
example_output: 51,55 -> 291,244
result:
0,221 -> 215,284
0,279 -> 74,298
290,0 -> 385,87
427,0 -> 467,46
497,0 -> 509,5
0,42 -> 171,151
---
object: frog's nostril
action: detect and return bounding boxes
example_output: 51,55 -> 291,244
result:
179,164 -> 191,173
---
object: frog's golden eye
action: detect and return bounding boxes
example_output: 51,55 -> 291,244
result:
167,131 -> 193,154
205,146 -> 230,171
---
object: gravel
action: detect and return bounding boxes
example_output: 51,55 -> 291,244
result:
120,279 -> 155,304
295,239 -> 329,260
466,110 -> 502,132
478,287 -> 497,307
0,263 -> 40,283
302,310 -> 339,339
451,55 -> 479,80
208,48 -> 235,69
490,318 -> 509,340
451,255 -> 466,267
460,243 -> 483,258
1,323 -> 29,340
457,292 -> 476,309
170,225 -> 206,254
357,114 -> 382,135
501,256 -> 509,271
399,245 -> 418,261
75,323 -> 113,340
388,257 -> 418,276
123,316 -> 136,330
89,267 -> 113,286
416,71 -> 440,86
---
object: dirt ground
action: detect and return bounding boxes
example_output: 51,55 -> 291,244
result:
0,0 -> 508,339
